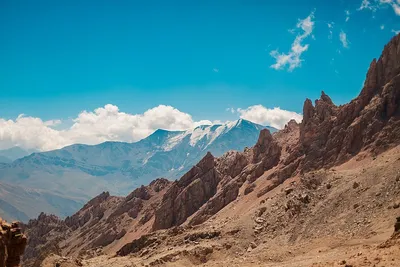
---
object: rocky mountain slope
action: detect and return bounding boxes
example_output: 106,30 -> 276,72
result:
22,34 -> 400,267
0,120 -> 274,221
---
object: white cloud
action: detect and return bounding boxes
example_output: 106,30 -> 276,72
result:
0,104 -> 305,151
213,68 -> 219,73
327,22 -> 334,39
358,0 -> 376,11
392,29 -> 400,34
237,105 -> 303,129
270,11 -> 315,71
392,2 -> 400,14
226,107 -> 235,114
0,105 -> 213,151
381,24 -> 385,29
358,0 -> 400,15
339,30 -> 349,48
345,10 -> 351,22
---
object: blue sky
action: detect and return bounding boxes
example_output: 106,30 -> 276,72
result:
0,0 -> 399,150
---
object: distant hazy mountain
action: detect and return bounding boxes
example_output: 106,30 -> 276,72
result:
0,119 -> 276,220
0,146 -> 37,163
0,182 -> 84,222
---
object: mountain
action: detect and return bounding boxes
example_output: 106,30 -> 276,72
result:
0,146 -> 37,163
20,34 -> 400,267
0,119 -> 276,221
0,182 -> 84,222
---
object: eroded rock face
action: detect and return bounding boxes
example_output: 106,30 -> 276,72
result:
252,129 -> 281,167
23,179 -> 172,267
0,219 -> 27,267
279,34 -> 400,179
153,153 -> 220,230
23,213 -> 66,267
153,129 -> 283,229
215,151 -> 249,179
189,179 -> 240,226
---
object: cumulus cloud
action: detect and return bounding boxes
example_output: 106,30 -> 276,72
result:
0,105 -> 212,151
0,116 -> 67,152
1,104 -> 305,151
339,30 -> 349,48
270,11 -> 315,71
392,29 -> 400,34
381,24 -> 385,30
237,105 -> 303,129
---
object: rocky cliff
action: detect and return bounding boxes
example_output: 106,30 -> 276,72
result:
152,128 -> 281,230
270,34 -> 400,181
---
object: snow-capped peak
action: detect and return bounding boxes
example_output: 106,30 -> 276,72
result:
160,119 -> 270,152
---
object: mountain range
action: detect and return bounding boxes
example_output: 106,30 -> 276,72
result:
0,119 -> 276,221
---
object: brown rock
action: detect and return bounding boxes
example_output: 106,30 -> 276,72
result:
117,234 -> 158,256
189,179 -> 239,226
353,182 -> 360,189
153,152 -> 220,230
244,183 -> 256,195
252,129 -> 281,168
395,217 -> 400,232
277,34 -> 400,178
285,187 -> 294,195
0,219 -> 27,267
256,179 -> 280,198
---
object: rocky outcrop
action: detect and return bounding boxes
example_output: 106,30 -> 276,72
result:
215,151 -> 249,180
0,218 -> 27,267
189,179 -> 240,226
152,128 -> 282,228
252,129 -> 281,167
153,153 -> 220,230
277,34 -> 400,179
395,216 -> 400,232
116,234 -> 159,256
23,179 -> 172,267
23,213 -> 66,267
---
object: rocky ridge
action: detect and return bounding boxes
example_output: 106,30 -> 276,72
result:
23,178 -> 172,266
273,35 -> 400,180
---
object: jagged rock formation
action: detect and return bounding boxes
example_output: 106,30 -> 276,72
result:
0,218 -> 27,267
153,153 -> 220,230
270,35 -> 400,181
23,213 -> 67,267
22,179 -> 172,266
154,129 -> 281,229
